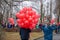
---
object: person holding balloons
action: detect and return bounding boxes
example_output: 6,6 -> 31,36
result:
16,7 -> 40,40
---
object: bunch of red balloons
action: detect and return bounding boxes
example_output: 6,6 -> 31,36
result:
16,7 -> 40,30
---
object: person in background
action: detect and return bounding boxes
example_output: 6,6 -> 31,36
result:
1,21 -> 6,28
7,22 -> 13,32
39,21 -> 57,40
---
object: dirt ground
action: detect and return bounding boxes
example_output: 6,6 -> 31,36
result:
5,32 -> 43,40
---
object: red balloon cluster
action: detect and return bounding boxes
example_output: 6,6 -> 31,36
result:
16,7 -> 40,30
8,18 -> 14,25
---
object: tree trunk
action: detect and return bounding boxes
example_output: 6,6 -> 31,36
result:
0,13 -> 6,40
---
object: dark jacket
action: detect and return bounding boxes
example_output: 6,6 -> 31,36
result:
20,28 -> 31,40
7,23 -> 12,28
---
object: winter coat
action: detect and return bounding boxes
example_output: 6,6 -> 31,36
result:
39,24 -> 57,40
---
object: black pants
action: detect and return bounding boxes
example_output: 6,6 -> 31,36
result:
19,28 -> 31,40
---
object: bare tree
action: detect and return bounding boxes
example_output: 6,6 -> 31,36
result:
55,0 -> 60,23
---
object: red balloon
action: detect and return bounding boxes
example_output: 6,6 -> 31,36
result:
8,18 -> 14,22
20,23 -> 24,27
20,10 -> 24,13
24,20 -> 29,24
32,14 -> 40,19
16,13 -> 20,18
32,24 -> 36,27
20,7 -> 27,13
24,20 -> 29,27
17,19 -> 21,24
28,17 -> 33,22
11,22 -> 14,25
34,19 -> 38,24
27,11 -> 32,16
17,19 -> 24,28
18,23 -> 24,28
27,7 -> 32,11
23,18 -> 26,21
8,18 -> 14,25
50,19 -> 55,24
32,15 -> 36,19
19,13 -> 25,19
23,7 -> 27,13
29,23 -> 36,30
32,11 -> 36,15
17,19 -> 24,25
36,14 -> 40,18
25,14 -> 29,19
